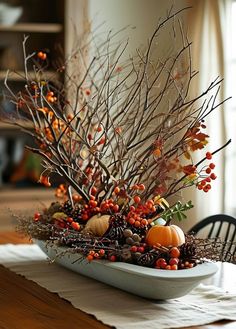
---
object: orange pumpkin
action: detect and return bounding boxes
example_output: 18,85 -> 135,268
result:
84,214 -> 110,236
145,224 -> 185,247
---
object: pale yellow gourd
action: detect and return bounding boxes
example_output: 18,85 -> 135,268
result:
84,214 -> 110,236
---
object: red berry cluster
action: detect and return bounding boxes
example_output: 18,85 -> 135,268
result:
197,152 -> 217,193
130,245 -> 146,253
81,197 -> 120,221
33,212 -> 81,231
39,175 -> 51,187
86,249 -> 106,261
37,51 -> 47,60
66,217 -> 80,231
155,247 -> 195,270
126,200 -> 156,228
86,249 -> 117,262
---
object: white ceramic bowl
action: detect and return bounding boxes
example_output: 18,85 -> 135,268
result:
0,4 -> 22,26
36,239 -> 218,300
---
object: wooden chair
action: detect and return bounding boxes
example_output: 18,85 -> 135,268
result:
188,214 -> 236,262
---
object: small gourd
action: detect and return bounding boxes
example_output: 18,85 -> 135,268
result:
145,224 -> 185,247
84,214 -> 110,236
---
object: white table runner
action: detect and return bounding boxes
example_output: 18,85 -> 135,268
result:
0,244 -> 236,329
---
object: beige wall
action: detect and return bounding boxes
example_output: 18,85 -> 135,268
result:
88,0 -> 188,57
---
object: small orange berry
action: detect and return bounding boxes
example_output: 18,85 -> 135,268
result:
109,255 -> 116,262
209,163 -> 215,169
91,186 -> 97,195
206,152 -> 212,160
165,265 -> 171,270
86,255 -> 94,261
133,195 -> 141,204
128,218 -> 135,225
114,186 -> 120,194
37,51 -> 43,58
171,264 -> 178,270
34,212 -> 41,221
82,213 -> 89,221
94,253 -> 100,258
138,184 -> 145,191
169,247 -> 180,258
112,204 -> 119,213
73,194 -> 82,202
210,173 -> 217,180
71,222 -> 80,230
89,200 -> 98,208
99,249 -> 105,256
134,220 -> 141,228
141,218 -> 148,226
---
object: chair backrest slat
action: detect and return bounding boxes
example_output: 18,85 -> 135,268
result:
216,221 -> 223,238
224,223 -> 231,243
188,214 -> 236,262
208,222 -> 215,239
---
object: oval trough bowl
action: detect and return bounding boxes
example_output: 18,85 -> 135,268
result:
36,239 -> 218,300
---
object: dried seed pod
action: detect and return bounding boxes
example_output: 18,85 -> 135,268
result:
132,233 -> 141,242
123,229 -> 133,238
126,237 -> 134,245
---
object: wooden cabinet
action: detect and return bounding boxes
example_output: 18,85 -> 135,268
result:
0,0 -> 65,226
0,0 -> 88,229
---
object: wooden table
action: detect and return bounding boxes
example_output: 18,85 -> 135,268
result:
0,231 -> 235,329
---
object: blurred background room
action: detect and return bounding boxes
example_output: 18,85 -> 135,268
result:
0,0 -> 235,233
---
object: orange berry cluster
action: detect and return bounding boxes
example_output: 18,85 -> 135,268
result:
44,127 -> 54,142
131,184 -> 145,191
154,247 -> 195,270
46,91 -> 57,103
80,197 -> 120,221
126,200 -> 156,228
39,175 -> 51,187
64,217 -> 80,231
86,249 -> 107,261
37,51 -> 47,60
33,211 -> 81,231
55,216 -> 81,230
55,184 -> 67,199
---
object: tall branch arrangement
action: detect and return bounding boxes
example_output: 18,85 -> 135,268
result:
4,8 -> 234,267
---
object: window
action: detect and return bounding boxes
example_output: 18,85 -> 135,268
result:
225,0 -> 236,215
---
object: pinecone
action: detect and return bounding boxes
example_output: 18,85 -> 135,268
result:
180,243 -> 196,259
137,252 -> 157,267
60,200 -> 73,216
104,215 -> 127,241
72,205 -> 82,222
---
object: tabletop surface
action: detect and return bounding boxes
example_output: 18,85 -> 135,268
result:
0,231 -> 235,329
